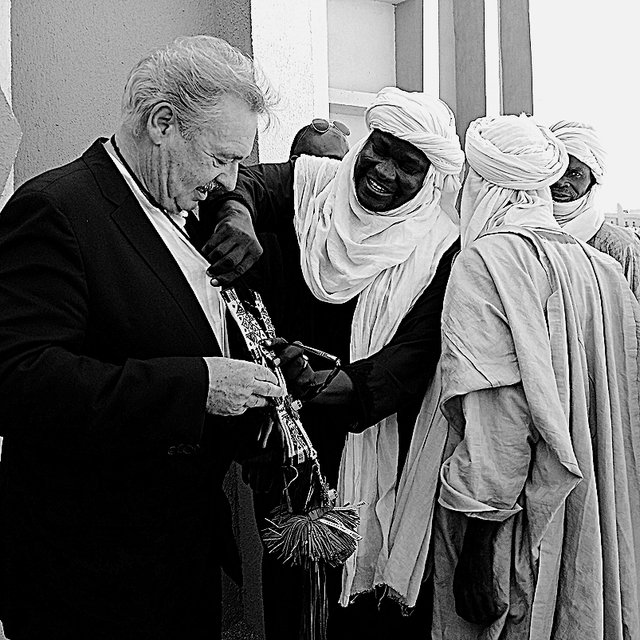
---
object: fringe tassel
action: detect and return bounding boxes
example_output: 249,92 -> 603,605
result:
301,561 -> 328,640
219,288 -> 362,638
260,464 -> 362,640
261,501 -> 361,568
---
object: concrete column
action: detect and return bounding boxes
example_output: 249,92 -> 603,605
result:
396,0 -> 423,92
251,0 -> 329,162
498,0 -> 533,115
10,0 -> 247,186
438,0 -> 486,143
210,0 -> 259,164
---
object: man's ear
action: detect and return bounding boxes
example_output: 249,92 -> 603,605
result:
147,103 -> 178,145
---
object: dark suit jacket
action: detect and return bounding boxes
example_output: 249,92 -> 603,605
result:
0,140 -> 254,637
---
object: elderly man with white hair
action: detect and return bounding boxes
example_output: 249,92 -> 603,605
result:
432,114 -> 640,640
0,36 -> 283,640
203,87 -> 464,639
550,120 -> 640,299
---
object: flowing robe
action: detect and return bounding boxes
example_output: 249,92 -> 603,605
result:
434,227 -> 640,640
588,221 -> 640,301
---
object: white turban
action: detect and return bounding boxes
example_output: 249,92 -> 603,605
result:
549,120 -> 606,241
460,114 -> 567,247
365,86 -> 465,177
291,87 -> 465,608
550,120 -> 606,183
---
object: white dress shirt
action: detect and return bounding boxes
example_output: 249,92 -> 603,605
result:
104,139 -> 229,357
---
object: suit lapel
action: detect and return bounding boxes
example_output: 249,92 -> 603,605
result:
82,140 -> 222,355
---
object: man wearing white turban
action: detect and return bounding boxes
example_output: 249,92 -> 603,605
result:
550,120 -> 640,299
202,86 -> 464,639
432,113 -> 640,640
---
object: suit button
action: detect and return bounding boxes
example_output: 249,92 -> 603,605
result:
179,444 -> 198,455
168,443 -> 200,456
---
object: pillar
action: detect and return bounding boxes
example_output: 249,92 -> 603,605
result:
438,0 -> 486,143
498,0 -> 533,115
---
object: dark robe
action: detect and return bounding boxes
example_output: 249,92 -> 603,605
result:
202,160 -> 458,639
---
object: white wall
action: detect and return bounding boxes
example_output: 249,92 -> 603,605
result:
530,0 -> 640,212
328,0 -> 396,92
11,0 -> 227,186
327,0 -> 398,144
252,0 -> 329,161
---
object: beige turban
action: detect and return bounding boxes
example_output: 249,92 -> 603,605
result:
549,120 -> 606,241
460,114 -> 567,247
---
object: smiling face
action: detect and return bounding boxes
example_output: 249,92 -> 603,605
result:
550,154 -> 594,203
353,129 -> 430,212
145,94 -> 257,214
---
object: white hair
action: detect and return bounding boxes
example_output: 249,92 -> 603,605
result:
121,35 -> 276,139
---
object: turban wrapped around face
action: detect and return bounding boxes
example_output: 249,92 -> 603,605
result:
550,120 -> 606,184
460,114 -> 568,247
549,120 -> 606,241
365,86 -> 464,177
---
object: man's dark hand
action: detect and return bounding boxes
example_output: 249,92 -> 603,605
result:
263,338 -> 317,399
453,518 -> 508,626
203,202 -> 262,286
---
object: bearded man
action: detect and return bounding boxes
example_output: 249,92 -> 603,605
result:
550,120 -> 640,299
432,114 -> 640,640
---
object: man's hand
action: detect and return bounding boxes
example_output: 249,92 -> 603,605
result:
203,202 -> 262,286
453,518 -> 509,626
203,357 -> 283,416
262,338 -> 316,399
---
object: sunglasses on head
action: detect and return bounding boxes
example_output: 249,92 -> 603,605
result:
310,118 -> 351,137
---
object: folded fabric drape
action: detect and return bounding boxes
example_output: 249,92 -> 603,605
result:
460,113 -> 567,248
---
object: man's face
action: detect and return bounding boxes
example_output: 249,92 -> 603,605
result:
353,129 -> 430,212
148,95 -> 257,214
550,154 -> 594,203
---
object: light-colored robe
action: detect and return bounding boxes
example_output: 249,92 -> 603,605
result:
433,227 -> 640,640
588,221 -> 640,301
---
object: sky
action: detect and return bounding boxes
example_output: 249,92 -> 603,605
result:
529,0 -> 640,213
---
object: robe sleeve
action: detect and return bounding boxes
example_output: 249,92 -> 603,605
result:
209,165 -> 455,435
439,384 -> 536,521
210,161 -> 296,231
